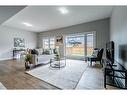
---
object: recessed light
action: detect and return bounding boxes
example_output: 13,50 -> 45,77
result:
58,7 -> 69,14
22,22 -> 32,27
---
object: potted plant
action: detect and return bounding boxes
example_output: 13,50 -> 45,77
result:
25,54 -> 32,69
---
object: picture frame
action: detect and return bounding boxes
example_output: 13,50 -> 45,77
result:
55,35 -> 63,46
14,38 -> 25,48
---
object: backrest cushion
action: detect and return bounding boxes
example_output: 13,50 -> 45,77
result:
35,48 -> 43,55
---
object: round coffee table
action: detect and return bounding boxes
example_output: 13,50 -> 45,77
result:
50,57 -> 66,69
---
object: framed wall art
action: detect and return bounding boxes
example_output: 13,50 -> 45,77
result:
14,38 -> 25,48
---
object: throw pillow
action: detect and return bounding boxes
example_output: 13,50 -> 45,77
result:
92,50 -> 98,57
31,49 -> 39,55
42,49 -> 50,55
53,48 -> 58,54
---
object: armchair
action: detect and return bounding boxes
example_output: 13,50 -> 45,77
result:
86,48 -> 104,66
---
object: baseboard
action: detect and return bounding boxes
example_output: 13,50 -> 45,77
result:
0,57 -> 13,61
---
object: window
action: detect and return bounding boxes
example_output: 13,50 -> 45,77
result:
42,37 -> 55,49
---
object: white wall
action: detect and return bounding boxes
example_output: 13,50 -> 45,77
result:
0,25 -> 37,60
110,6 -> 127,69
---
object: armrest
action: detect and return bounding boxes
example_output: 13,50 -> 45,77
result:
31,54 -> 38,65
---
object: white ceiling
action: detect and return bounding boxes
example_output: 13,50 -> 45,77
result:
0,6 -> 25,24
2,6 -> 113,32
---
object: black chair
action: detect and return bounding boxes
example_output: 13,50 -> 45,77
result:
87,48 -> 104,66
85,48 -> 99,61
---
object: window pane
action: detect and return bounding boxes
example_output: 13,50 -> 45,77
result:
86,33 -> 94,56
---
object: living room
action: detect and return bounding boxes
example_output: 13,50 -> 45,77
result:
0,5 -> 127,90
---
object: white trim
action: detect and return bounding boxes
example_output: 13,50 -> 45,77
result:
0,57 -> 12,61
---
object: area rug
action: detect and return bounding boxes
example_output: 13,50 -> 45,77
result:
26,59 -> 88,89
0,82 -> 6,89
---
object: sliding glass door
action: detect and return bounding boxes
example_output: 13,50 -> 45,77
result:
65,32 -> 94,59
66,35 -> 84,57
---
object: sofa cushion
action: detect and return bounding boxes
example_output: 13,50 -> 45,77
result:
37,54 -> 55,64
35,48 -> 43,55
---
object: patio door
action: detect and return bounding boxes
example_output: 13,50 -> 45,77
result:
65,32 -> 94,60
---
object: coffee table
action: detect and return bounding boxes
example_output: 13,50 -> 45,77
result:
50,56 -> 66,68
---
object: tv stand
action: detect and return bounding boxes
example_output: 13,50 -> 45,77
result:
104,59 -> 127,89
106,63 -> 117,67
111,64 -> 117,67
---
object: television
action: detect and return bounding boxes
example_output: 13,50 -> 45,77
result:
119,44 -> 127,70
106,41 -> 114,64
119,45 -> 127,62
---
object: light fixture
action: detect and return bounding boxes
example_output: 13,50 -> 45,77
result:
58,7 -> 69,14
22,22 -> 32,27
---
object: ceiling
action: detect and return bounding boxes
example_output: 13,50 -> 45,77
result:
2,6 -> 113,32
0,6 -> 25,24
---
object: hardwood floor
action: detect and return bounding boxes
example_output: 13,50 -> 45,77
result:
0,60 -> 58,89
0,59 -> 117,89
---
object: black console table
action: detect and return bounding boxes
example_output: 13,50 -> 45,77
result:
104,59 -> 127,89
13,49 -> 25,60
